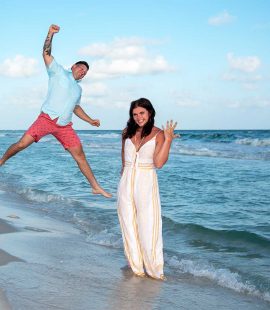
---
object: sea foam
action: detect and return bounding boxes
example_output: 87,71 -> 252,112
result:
165,254 -> 270,302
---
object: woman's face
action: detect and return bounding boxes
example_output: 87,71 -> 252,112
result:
132,106 -> 150,128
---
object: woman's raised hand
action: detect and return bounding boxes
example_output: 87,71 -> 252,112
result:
162,120 -> 180,141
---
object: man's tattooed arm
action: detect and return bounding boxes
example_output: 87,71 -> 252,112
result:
42,24 -> 60,66
43,33 -> 53,57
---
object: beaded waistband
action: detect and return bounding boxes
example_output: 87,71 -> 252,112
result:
124,161 -> 154,169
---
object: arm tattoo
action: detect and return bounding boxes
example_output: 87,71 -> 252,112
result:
43,34 -> 53,56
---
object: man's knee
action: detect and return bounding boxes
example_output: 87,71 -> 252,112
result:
69,148 -> 86,163
17,136 -> 34,150
16,140 -> 28,150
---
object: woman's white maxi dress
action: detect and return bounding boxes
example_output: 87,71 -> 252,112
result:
117,136 -> 164,279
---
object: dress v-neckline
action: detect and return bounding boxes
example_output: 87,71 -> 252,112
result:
128,136 -> 156,152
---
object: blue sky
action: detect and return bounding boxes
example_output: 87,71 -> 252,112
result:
0,0 -> 269,130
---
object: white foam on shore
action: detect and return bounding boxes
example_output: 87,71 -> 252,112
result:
86,229 -> 123,248
166,255 -> 270,302
16,188 -> 73,204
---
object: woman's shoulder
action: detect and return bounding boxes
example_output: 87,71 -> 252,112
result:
152,126 -> 163,135
152,127 -> 164,140
152,126 -> 161,133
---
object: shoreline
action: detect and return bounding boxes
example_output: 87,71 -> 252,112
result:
0,195 -> 269,309
0,219 -> 17,310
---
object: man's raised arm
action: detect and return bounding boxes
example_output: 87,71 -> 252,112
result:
43,24 -> 60,67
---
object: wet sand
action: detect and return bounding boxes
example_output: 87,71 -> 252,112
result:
0,202 -> 269,310
0,219 -> 18,310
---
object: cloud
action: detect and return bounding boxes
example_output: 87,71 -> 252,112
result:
222,72 -> 262,82
173,91 -> 201,107
83,97 -> 130,110
227,53 -> 261,73
222,53 -> 263,89
227,97 -> 270,108
0,55 -> 39,78
78,37 -> 163,58
3,86 -> 45,108
78,37 -> 174,80
79,37 -> 148,58
81,93 -> 132,110
222,72 -> 263,90
208,10 -> 236,26
88,56 -> 172,79
80,82 -> 138,109
80,80 -> 136,109
81,82 -> 108,97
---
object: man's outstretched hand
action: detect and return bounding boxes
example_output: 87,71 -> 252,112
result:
90,119 -> 101,127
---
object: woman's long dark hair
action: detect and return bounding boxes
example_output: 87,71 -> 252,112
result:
123,98 -> 156,140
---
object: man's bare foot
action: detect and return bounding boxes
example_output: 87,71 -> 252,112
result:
92,187 -> 112,198
0,159 -> 4,166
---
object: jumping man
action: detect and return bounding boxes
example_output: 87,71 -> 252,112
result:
0,24 -> 112,198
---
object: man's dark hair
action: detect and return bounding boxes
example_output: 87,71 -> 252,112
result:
75,61 -> 89,70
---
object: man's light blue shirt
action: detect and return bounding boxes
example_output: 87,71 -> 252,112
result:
41,59 -> 82,126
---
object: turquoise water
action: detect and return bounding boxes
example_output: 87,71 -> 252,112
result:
0,129 -> 269,303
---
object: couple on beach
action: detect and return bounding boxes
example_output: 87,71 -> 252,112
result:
0,25 -> 178,280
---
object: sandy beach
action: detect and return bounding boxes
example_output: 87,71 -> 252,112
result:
0,192 -> 269,310
0,219 -> 20,310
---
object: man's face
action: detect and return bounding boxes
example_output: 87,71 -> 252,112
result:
72,64 -> 88,80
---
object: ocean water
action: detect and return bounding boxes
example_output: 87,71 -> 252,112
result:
0,129 -> 269,305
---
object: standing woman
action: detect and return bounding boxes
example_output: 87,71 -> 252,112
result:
117,98 -> 178,279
